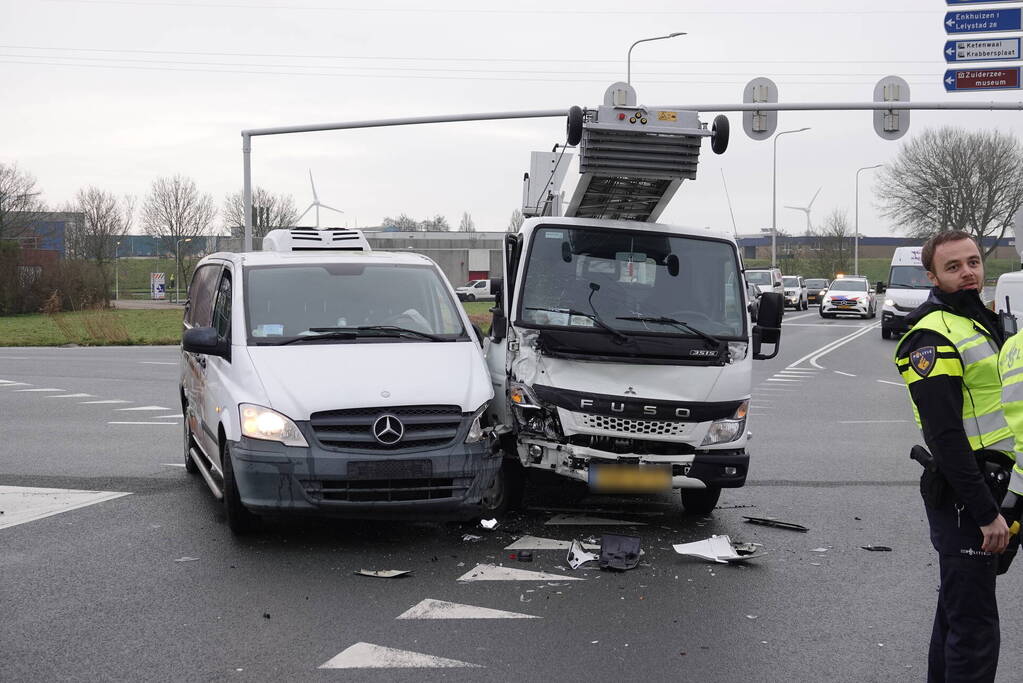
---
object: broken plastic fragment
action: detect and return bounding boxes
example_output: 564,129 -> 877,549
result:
566,539 -> 599,569
673,535 -> 767,564
355,569 -> 413,579
742,516 -> 809,532
480,518 -> 498,530
462,534 -> 482,542
810,547 -> 829,553
861,545 -> 893,552
174,556 -> 199,563
600,534 -> 642,571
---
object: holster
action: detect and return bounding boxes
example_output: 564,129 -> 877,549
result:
911,445 -> 948,509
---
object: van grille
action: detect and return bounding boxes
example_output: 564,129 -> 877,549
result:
309,405 -> 463,452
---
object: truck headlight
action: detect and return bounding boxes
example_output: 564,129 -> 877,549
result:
240,403 -> 309,447
464,403 -> 489,444
509,382 -> 541,410
700,400 -> 748,446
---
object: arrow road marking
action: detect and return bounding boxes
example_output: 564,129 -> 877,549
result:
319,643 -> 482,669
0,486 -> 131,530
396,599 -> 540,620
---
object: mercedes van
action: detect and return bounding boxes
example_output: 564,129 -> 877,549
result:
179,228 -> 499,533
881,246 -> 929,339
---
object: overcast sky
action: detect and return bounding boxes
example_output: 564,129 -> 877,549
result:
2,0 -> 1021,237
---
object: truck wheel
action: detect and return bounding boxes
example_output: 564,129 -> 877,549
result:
480,458 -> 525,517
881,327 -> 892,340
680,487 -> 721,514
566,106 -> 584,146
183,417 -> 198,474
222,441 -> 260,534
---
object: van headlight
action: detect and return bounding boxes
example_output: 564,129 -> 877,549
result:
884,298 -> 895,307
464,403 -> 489,444
240,403 -> 309,447
701,400 -> 748,446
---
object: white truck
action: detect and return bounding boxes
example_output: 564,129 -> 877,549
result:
880,246 -> 929,340
483,85 -> 784,514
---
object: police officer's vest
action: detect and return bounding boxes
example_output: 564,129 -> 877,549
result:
998,333 -> 1023,493
896,309 -> 1014,454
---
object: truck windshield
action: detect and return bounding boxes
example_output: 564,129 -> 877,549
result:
518,226 -> 745,339
889,265 -> 930,289
243,262 -> 468,344
745,271 -> 772,285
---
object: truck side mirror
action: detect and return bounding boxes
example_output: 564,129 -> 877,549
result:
752,292 -> 783,360
490,277 -> 503,298
490,306 -> 507,341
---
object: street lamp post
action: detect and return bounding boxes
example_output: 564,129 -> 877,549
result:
855,164 -> 883,277
772,127 -> 811,268
626,32 -> 685,86
175,237 -> 192,304
114,240 -> 121,302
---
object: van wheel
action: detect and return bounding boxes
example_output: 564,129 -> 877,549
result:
467,294 -> 476,302
183,417 -> 198,474
222,441 -> 260,534
680,487 -> 721,514
480,458 -> 524,517
881,327 -> 892,340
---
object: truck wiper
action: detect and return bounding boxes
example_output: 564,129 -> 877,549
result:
616,315 -> 723,349
525,306 -> 632,344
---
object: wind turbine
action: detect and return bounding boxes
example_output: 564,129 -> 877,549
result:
784,186 -> 822,232
296,170 -> 344,228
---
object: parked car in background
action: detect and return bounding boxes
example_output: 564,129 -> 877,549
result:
805,278 -> 830,306
456,279 -> 494,301
782,275 -> 808,310
746,268 -> 784,297
819,276 -> 876,319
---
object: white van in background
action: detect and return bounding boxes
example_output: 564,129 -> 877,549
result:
994,270 -> 1023,328
881,246 -> 930,340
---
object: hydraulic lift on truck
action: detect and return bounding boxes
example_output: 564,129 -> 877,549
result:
483,82 -> 785,515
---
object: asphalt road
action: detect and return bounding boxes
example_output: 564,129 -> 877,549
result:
2,313 -> 1022,682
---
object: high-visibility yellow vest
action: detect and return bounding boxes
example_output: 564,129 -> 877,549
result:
998,332 -> 1023,494
895,309 -> 1014,454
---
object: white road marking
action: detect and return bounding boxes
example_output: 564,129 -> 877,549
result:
162,463 -> 187,467
0,485 -> 131,530
13,388 -> 65,392
109,421 -> 179,425
79,399 -> 130,404
0,382 -> 32,387
834,371 -> 856,377
774,370 -> 817,375
319,643 -> 482,669
785,323 -> 863,328
877,380 -> 903,387
0,357 -> 30,360
140,361 -> 177,365
396,599 -> 540,620
115,405 -> 172,411
505,536 -> 600,551
457,564 -> 584,582
545,514 -> 645,526
839,420 -> 910,424
782,312 -> 818,322
153,413 -> 184,419
47,393 -> 95,398
788,322 -> 879,370
766,378 -> 800,382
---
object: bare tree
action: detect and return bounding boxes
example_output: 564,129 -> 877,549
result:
507,208 -> 524,233
0,162 -> 46,243
806,209 -> 853,277
459,211 -> 476,232
223,187 -> 300,239
142,175 -> 217,250
420,214 -> 450,231
876,127 -> 1023,259
65,187 -> 133,263
382,214 -> 419,232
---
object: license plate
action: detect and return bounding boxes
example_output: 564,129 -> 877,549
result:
589,464 -> 672,493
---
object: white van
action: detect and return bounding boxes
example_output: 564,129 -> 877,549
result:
179,228 -> 499,533
881,246 -> 930,340
994,270 -> 1023,328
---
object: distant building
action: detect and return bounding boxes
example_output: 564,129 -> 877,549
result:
735,234 -> 1018,262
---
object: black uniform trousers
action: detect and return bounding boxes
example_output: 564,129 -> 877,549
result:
925,497 -> 1000,683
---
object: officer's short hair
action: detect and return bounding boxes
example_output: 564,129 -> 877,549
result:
921,231 -> 977,272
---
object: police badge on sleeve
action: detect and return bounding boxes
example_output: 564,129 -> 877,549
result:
909,346 -> 936,377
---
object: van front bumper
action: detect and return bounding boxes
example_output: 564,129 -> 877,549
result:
229,435 -> 500,521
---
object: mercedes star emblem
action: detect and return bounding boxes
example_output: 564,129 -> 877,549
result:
372,414 -> 404,445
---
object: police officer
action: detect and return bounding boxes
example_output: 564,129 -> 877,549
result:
894,231 -> 1012,683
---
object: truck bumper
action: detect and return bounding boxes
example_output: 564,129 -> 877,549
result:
229,435 -> 500,521
882,309 -> 911,335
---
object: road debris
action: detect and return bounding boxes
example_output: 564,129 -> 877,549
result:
505,535 -> 599,551
355,569 -> 413,579
810,547 -> 829,553
600,534 -> 643,571
673,535 -> 767,564
566,539 -> 599,569
516,551 -> 534,563
742,516 -> 809,532
861,545 -> 893,552
480,518 -> 498,531
174,556 -> 199,562
462,534 -> 482,542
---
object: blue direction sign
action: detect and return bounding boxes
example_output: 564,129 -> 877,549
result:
944,67 -> 1021,91
945,8 -> 1022,33
945,37 -> 1022,62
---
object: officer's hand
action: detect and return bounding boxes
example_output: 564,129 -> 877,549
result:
981,514 -> 1011,554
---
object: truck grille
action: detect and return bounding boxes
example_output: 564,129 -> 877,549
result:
309,405 -> 463,452
580,414 -> 690,436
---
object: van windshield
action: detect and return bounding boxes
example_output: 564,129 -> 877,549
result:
518,226 -> 745,339
243,263 -> 468,344
889,265 -> 930,289
746,271 -> 773,285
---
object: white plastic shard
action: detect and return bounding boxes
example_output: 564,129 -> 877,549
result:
480,518 -> 498,530
545,514 -> 647,526
457,563 -> 584,582
319,642 -> 482,669
672,534 -> 767,564
396,599 -> 540,620
504,535 -> 600,551
566,539 -> 599,569
355,569 -> 412,579
0,485 -> 131,530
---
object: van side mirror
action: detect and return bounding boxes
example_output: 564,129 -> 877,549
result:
876,281 -> 886,294
752,292 -> 783,360
182,326 -> 230,360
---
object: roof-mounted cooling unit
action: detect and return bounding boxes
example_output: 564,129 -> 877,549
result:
262,228 -> 372,252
